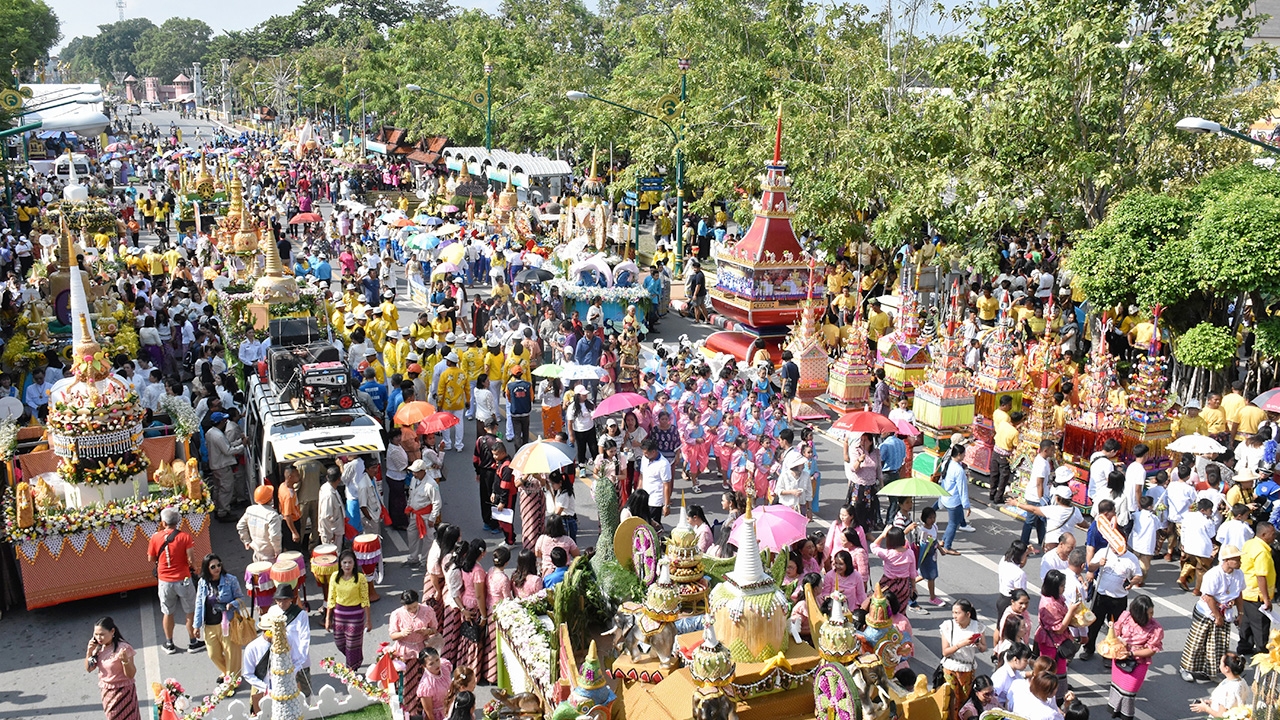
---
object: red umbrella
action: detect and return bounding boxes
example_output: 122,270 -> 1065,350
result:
289,212 -> 323,224
418,411 -> 461,434
1253,387 -> 1280,413
831,411 -> 898,436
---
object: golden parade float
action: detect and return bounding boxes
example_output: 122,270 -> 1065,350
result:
963,313 -> 1022,480
3,259 -> 207,609
876,270 -> 931,403
1061,316 -> 1125,507
910,287 -> 974,480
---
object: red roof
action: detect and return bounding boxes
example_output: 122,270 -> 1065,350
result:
731,210 -> 806,265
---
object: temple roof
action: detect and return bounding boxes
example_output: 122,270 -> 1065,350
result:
719,109 -> 808,268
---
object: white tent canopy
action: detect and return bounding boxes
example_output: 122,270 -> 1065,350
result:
21,83 -> 108,136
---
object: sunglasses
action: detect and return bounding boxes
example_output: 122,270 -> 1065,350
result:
209,563 -> 222,569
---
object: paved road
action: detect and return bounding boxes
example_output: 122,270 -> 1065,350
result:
1,109 -> 1210,720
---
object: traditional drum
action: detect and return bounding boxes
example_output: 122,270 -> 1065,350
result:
278,551 -> 305,578
312,544 -> 338,560
270,559 -> 302,588
352,533 -> 383,583
311,554 -> 338,587
245,561 -> 275,610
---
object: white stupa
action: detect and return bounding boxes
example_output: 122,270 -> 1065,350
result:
706,492 -> 789,662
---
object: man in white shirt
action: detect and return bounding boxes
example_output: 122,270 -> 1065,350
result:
1019,439 -> 1055,550
639,439 -> 672,524
1178,499 -> 1218,594
1180,544 -> 1245,682
24,368 -> 51,417
1122,443 -> 1151,528
385,433 -> 409,529
236,484 -> 283,562
1083,542 -> 1144,659
317,466 -> 345,546
1088,440 -> 1120,506
1218,504 -> 1256,550
1166,464 -> 1199,561
405,459 -> 441,568
1039,532 -> 1076,581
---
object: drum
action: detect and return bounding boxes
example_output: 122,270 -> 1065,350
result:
312,544 -> 338,560
352,533 -> 383,583
270,559 -> 302,588
278,551 -> 306,579
245,561 -> 276,610
310,554 -> 338,588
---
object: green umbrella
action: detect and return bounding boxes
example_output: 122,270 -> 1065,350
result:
532,364 -> 564,378
879,476 -> 950,498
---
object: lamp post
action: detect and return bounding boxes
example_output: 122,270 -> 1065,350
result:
1176,116 -> 1280,155
567,65 -> 688,273
404,63 -> 497,151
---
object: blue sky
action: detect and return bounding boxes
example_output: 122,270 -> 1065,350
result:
48,0 -> 967,51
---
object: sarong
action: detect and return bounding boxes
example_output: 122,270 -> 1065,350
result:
485,612 -> 501,684
542,404 -> 563,437
1180,610 -> 1230,676
101,683 -> 141,720
879,573 -> 915,613
1108,659 -> 1150,719
400,656 -> 424,716
519,486 -> 545,551
332,604 -> 366,669
942,667 -> 973,720
441,604 -> 462,666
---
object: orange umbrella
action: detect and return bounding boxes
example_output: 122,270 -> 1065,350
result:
418,411 -> 461,435
391,217 -> 415,227
393,401 -> 436,426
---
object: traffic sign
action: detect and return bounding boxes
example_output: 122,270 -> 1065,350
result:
639,176 -> 665,191
623,190 -> 638,207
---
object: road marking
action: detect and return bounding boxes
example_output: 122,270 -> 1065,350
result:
387,528 -> 409,553
138,594 -> 161,717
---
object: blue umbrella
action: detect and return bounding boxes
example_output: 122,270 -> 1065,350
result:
422,216 -> 444,227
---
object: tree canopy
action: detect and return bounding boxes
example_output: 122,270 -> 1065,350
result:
0,0 -> 60,73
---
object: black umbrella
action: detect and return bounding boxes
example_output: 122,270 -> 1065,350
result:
515,267 -> 555,284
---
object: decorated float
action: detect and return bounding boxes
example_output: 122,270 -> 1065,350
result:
1061,317 -> 1125,507
963,315 -> 1022,479
1121,314 -> 1173,475
876,271 -> 930,403
2,257 -> 206,609
910,288 -> 973,480
817,322 -> 874,414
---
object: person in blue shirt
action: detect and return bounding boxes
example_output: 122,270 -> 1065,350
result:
938,442 -> 971,553
361,267 -> 381,307
574,325 -> 603,366
878,431 -> 907,482
543,546 -> 569,589
314,255 -> 333,286
359,367 -> 387,413
643,267 -> 663,328
506,367 -> 533,448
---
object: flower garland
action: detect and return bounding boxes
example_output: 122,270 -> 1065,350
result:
494,599 -> 554,694
57,454 -> 150,487
0,421 -> 17,462
160,396 -> 200,440
546,278 -> 650,306
181,674 -> 239,720
152,678 -> 188,719
1,487 -> 213,544
319,657 -> 391,702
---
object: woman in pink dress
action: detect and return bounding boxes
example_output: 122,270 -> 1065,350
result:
485,547 -> 515,684
679,403 -> 710,491
422,524 -> 461,619
389,590 -> 440,719
85,617 -> 140,720
819,551 -> 868,609
456,540 -> 488,678
512,548 -> 544,599
534,516 -> 580,576
415,647 -> 453,720
1108,596 -> 1163,720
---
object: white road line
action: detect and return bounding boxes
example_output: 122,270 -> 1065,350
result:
387,528 -> 409,553
138,594 -> 161,717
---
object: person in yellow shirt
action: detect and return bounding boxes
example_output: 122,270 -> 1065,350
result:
502,341 -> 531,384
430,312 -> 454,343
343,285 -> 362,314
976,285 -> 999,325
483,339 -> 506,389
1117,305 -> 1139,337
1052,391 -> 1068,432
436,354 -> 470,451
1235,392 -> 1268,441
1128,318 -> 1157,353
163,246 -> 183,276
866,300 -> 892,342
379,290 -> 400,328
1240,527 -> 1276,652
859,265 -> 885,295
409,312 -> 434,345
490,277 -> 512,307
366,309 -> 389,352
359,349 -> 386,384
1201,393 -> 1228,436
383,330 -> 409,379
831,286 -> 858,324
993,395 -> 1014,428
1222,381 -> 1248,431
1172,400 -> 1210,438
419,338 -> 441,375
145,249 -> 166,280
653,244 -> 672,267
459,334 -> 485,419
990,410 -> 1024,503
826,260 -> 852,298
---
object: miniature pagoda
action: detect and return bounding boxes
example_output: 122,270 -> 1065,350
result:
910,285 -> 974,480
782,279 -> 832,420
666,500 -> 710,614
707,489 -> 789,662
964,314 -> 1023,478
818,319 -> 874,413
1006,346 -> 1065,507
1062,316 -> 1126,486
1122,314 -> 1173,473
709,109 -> 818,336
877,267 -> 931,402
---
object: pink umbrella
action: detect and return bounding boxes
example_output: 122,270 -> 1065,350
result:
729,504 -> 809,552
591,392 -> 650,419
442,205 -> 460,213
418,411 -> 460,434
894,419 -> 921,436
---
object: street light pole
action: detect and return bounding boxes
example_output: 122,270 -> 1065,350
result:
484,63 -> 493,152
676,57 -> 689,276
1177,116 -> 1280,155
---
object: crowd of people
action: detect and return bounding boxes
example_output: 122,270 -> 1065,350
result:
0,109 -> 1272,720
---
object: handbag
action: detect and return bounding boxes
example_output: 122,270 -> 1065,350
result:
1114,657 -> 1138,673
460,619 -> 482,642
229,610 -> 257,646
1056,638 -> 1081,660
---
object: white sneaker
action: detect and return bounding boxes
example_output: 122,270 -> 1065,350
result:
958,525 -> 977,533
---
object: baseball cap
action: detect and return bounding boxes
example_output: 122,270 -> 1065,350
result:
574,385 -> 587,395
408,459 -> 427,473
407,364 -> 423,373
210,411 -> 229,423
606,418 -> 619,427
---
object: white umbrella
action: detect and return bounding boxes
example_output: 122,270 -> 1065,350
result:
560,364 -> 608,381
1166,433 -> 1227,455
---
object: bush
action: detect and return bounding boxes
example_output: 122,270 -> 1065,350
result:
1173,322 -> 1237,370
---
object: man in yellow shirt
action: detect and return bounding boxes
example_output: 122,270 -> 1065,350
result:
866,300 -> 892,342
976,285 -> 999,325
831,286 -> 858,324
1128,318 -> 1157,353
1201,393 -> 1228,436
483,338 -> 506,388
437,353 -> 469,451
1240,525 -> 1277,655
1235,392 -> 1268,441
993,395 -> 1014,428
1222,381 -> 1248,430
145,248 -> 166,281
990,410 -> 1024,504
490,277 -> 512,307
826,260 -> 852,298
383,329 -> 409,379
409,312 -> 434,344
379,290 -> 400,329
366,308 -> 389,352
1172,399 -> 1210,438
360,349 -> 386,384
163,246 -> 183,277
459,334 -> 485,419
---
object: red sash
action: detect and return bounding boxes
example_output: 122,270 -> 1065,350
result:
408,504 -> 435,539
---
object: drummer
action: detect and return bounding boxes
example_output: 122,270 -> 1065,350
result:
237,484 -> 283,563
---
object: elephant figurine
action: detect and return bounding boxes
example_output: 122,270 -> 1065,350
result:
490,689 -> 545,720
693,688 -> 739,720
609,607 -> 679,669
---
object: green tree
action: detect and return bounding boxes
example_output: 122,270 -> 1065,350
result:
80,18 -> 155,79
132,18 -> 212,82
0,0 -> 60,74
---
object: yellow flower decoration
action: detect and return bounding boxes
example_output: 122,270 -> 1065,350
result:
1250,629 -> 1280,673
760,652 -> 793,675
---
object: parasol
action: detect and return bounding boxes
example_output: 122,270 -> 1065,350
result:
510,438 -> 575,474
390,217 -> 415,228
1253,388 -> 1280,413
438,243 -> 465,266
418,411 -> 461,435
289,212 -> 323,224
532,364 -> 564,378
831,411 -> 898,436
441,205 -> 460,213
894,419 -> 921,437
515,267 -> 555,284
431,262 -> 460,277
393,401 -> 437,426
420,216 -> 444,226
879,477 -> 950,498
559,364 -> 607,381
729,504 -> 809,552
1166,433 -> 1227,455
591,392 -> 650,419
428,223 -> 462,237
380,211 -> 406,223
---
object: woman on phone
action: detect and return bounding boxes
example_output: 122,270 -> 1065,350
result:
940,599 -> 988,719
85,617 -> 140,720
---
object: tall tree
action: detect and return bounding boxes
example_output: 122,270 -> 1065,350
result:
0,0 -> 60,74
81,18 -> 155,79
132,18 -> 212,82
